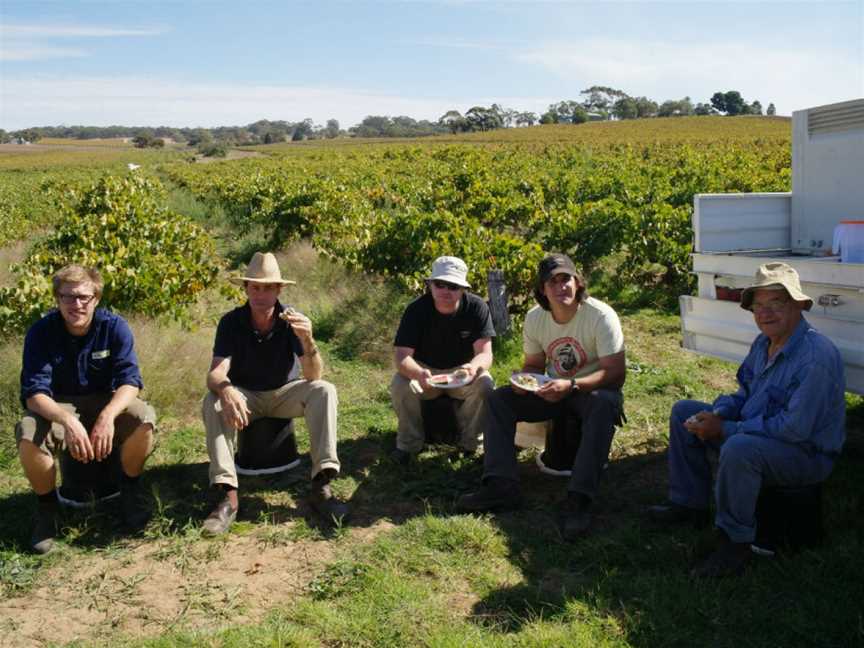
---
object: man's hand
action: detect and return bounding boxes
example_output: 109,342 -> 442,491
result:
417,368 -> 435,392
283,313 -> 314,344
219,385 -> 251,431
63,413 -> 94,463
90,413 -> 115,461
456,363 -> 477,379
683,411 -> 724,442
536,378 -> 572,403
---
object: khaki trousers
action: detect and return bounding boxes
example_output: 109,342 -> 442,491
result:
390,368 -> 494,454
202,379 -> 340,488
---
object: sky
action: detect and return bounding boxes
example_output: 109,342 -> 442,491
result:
1,0 -> 862,130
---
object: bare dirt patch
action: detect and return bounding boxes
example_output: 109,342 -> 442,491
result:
0,520 -> 394,646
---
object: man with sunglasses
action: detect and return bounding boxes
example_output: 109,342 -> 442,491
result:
650,263 -> 845,577
390,256 -> 496,463
457,253 -> 625,540
16,265 -> 156,553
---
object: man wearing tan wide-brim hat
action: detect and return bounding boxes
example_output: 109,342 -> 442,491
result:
201,252 -> 347,534
650,262 -> 846,577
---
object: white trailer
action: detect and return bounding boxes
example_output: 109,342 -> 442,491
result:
680,98 -> 864,394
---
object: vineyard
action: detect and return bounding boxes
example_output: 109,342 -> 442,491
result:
166,116 -> 792,312
1,119 -> 863,648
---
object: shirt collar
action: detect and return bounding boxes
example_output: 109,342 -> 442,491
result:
755,316 -> 811,360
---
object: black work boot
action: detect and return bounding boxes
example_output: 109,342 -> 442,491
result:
31,501 -> 59,554
309,470 -> 350,524
559,492 -> 592,541
120,475 -> 151,532
455,477 -> 522,513
691,530 -> 752,578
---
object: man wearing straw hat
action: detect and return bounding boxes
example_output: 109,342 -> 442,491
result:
390,256 -> 496,463
650,262 -> 846,577
201,252 -> 348,534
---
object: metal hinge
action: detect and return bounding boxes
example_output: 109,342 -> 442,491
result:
817,294 -> 843,307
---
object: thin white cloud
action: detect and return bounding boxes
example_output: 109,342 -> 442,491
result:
513,38 -> 863,114
0,44 -> 88,61
0,24 -> 166,38
0,77 -> 554,129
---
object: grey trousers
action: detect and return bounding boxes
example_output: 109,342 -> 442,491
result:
483,386 -> 623,497
202,380 -> 340,489
390,369 -> 494,453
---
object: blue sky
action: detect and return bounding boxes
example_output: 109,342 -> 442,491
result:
1,1 -> 862,129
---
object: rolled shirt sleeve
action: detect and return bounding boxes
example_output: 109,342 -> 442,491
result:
109,316 -> 144,390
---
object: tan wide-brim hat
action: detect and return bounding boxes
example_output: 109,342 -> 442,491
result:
229,252 -> 296,286
740,262 -> 812,311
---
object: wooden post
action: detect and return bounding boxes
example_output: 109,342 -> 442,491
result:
487,269 -> 511,335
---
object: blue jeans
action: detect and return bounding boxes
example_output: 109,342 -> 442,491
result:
667,399 -> 834,543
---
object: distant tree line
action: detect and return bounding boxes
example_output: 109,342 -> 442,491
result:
1,86 -> 777,145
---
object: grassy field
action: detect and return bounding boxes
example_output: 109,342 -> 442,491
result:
0,120 -> 861,647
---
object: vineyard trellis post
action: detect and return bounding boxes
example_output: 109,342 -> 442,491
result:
487,269 -> 511,336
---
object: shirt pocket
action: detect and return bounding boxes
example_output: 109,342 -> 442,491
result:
86,355 -> 112,385
764,385 -> 787,418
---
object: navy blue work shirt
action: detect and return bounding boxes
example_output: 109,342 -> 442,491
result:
212,301 -> 304,392
20,308 -> 144,407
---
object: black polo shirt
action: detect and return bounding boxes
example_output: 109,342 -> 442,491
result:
213,301 -> 304,391
394,292 -> 495,370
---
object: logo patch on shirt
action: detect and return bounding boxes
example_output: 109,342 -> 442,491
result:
459,330 -> 471,339
91,349 -> 111,360
547,337 -> 587,376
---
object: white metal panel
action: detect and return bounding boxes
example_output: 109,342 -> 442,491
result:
693,193 -> 791,253
791,99 -> 864,254
691,253 -> 864,289
680,296 -> 864,394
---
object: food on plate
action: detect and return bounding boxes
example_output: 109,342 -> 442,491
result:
513,373 -> 540,390
451,368 -> 470,380
429,374 -> 452,385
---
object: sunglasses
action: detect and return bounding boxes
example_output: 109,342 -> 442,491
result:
431,280 -> 463,291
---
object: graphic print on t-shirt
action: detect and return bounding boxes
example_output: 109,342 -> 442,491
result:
547,337 -> 587,376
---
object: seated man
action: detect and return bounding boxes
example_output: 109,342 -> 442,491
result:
201,252 -> 348,535
650,262 -> 846,578
458,253 -> 626,540
390,256 -> 495,463
17,265 -> 156,554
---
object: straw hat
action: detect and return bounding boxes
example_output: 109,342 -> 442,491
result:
427,256 -> 471,288
230,252 -> 296,286
740,262 -> 812,311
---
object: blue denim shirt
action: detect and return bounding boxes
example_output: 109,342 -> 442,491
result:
20,308 -> 144,407
712,317 -> 846,457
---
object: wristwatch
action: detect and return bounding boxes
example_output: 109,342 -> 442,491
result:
569,377 -> 579,392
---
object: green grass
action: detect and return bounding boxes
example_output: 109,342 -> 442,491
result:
0,241 -> 862,646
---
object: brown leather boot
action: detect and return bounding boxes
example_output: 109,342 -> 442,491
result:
309,471 -> 350,524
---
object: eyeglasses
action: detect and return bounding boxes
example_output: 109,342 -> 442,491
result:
59,293 -> 96,305
431,280 -> 463,291
751,298 -> 789,313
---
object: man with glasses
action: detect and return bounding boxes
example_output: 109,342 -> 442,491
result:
16,265 -> 156,553
457,253 -> 626,541
201,252 -> 348,535
390,256 -> 495,463
650,262 -> 846,577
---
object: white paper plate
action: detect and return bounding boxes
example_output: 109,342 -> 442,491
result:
428,372 -> 473,390
509,372 -> 551,392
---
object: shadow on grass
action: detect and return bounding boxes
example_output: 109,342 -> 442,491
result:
465,413 -> 864,647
